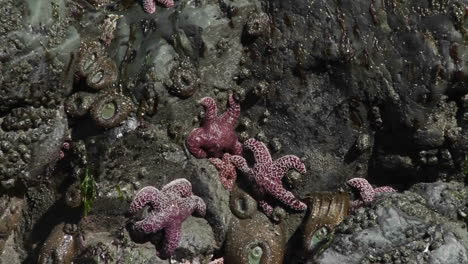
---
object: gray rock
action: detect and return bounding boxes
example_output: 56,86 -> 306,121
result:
173,217 -> 217,261
76,230 -> 168,264
313,181 -> 468,264
189,159 -> 233,247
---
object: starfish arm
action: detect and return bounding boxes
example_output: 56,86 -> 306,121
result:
268,182 -> 307,211
209,157 -> 231,189
199,97 -> 218,125
375,186 -> 397,194
162,222 -> 182,257
162,178 -> 192,198
272,155 -> 306,180
224,177 -> 236,191
233,140 -> 243,156
210,155 -> 237,190
134,212 -> 166,234
244,138 -> 272,165
130,186 -> 161,213
228,155 -> 254,178
258,200 -> 273,216
220,94 -> 241,127
209,157 -> 224,170
157,0 -> 175,8
142,0 -> 156,13
186,129 -> 208,158
347,178 -> 375,204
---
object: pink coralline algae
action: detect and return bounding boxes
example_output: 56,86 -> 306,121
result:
142,0 -> 174,14
186,94 -> 243,159
228,138 -> 307,215
129,179 -> 206,257
209,153 -> 237,191
347,177 -> 396,209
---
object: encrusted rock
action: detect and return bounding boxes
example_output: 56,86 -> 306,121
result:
313,181 -> 468,264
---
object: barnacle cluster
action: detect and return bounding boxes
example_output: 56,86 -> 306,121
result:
0,107 -> 66,184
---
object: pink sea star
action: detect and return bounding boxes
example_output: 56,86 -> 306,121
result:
129,178 -> 206,258
59,141 -> 71,159
209,153 -> 237,191
347,177 -> 396,209
142,0 -> 174,14
186,94 -> 243,159
228,138 -> 307,215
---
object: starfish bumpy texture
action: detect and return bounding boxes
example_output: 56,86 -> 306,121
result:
347,177 -> 396,209
229,138 -> 307,215
187,94 -> 243,159
142,0 -> 174,14
209,153 -> 237,191
129,179 -> 206,257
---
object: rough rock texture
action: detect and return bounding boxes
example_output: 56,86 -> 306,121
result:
0,0 -> 77,189
0,0 -> 467,262
235,0 -> 468,193
313,181 -> 468,264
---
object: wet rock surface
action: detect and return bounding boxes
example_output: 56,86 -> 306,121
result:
0,196 -> 24,255
313,181 -> 468,264
0,0 -> 467,262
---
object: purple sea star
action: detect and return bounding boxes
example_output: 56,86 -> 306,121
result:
209,153 -> 237,191
142,0 -> 174,14
347,177 -> 396,209
129,178 -> 206,258
228,138 -> 307,215
186,94 -> 243,159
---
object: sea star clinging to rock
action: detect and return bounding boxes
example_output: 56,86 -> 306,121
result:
347,177 -> 396,209
129,179 -> 206,258
142,0 -> 174,14
228,138 -> 307,215
209,153 -> 237,191
186,94 -> 243,159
